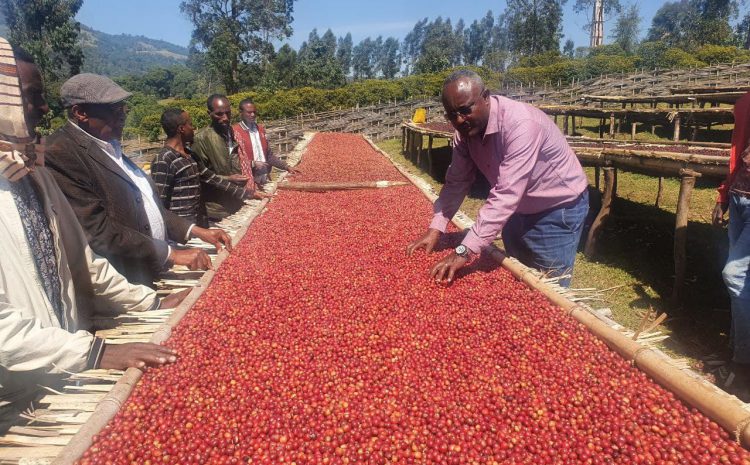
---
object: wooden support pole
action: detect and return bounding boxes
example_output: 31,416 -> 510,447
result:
405,129 -> 411,160
427,135 -> 434,178
599,118 -> 605,139
416,133 -> 423,167
585,167 -> 616,258
563,114 -> 569,135
411,132 -> 419,163
655,177 -> 664,208
673,115 -> 681,142
594,166 -> 601,190
401,126 -> 406,153
671,170 -> 699,305
572,115 -> 577,136
651,102 -> 656,134
609,113 -> 616,138
631,122 -> 637,140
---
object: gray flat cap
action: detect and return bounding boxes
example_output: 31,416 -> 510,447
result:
60,73 -> 132,107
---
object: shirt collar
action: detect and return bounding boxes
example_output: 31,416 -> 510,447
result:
482,95 -> 501,138
68,120 -> 122,159
239,120 -> 258,132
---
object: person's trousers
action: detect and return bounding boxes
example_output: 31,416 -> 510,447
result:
502,190 -> 589,288
723,192 -> 750,363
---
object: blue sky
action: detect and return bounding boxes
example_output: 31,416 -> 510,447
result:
77,1 -> 685,52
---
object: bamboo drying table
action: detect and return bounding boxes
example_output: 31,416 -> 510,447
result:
401,121 -> 454,178
577,147 -> 729,304
540,105 -> 734,141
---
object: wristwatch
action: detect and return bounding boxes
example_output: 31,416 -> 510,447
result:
455,244 -> 471,259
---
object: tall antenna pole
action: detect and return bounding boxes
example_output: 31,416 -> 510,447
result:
590,0 -> 604,48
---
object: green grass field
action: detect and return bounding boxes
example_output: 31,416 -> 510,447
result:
377,125 -> 732,368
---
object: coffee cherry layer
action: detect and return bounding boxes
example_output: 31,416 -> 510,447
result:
80,133 -> 750,465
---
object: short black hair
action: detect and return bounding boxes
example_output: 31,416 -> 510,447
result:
239,98 -> 255,110
207,93 -> 228,111
443,69 -> 484,88
13,47 -> 35,65
161,108 -> 186,138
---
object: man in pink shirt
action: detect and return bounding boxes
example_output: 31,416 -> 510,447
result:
407,70 -> 589,287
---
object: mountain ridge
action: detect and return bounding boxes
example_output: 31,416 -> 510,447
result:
80,25 -> 189,76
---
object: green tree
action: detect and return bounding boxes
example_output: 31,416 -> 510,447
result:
415,17 -> 461,73
352,37 -> 377,79
378,37 -> 401,79
171,66 -> 201,99
180,0 -> 296,94
506,0 -> 568,57
648,0 -> 739,48
482,12 -> 510,71
272,44 -> 298,88
563,39 -> 575,57
737,13 -> 750,48
0,0 -> 83,113
295,29 -> 345,88
401,18 -> 428,75
336,33 -> 353,76
464,11 -> 495,66
691,0 -> 740,46
611,3 -> 641,53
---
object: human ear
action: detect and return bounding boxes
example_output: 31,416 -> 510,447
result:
71,105 -> 88,123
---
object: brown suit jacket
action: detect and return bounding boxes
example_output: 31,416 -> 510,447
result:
45,122 -> 191,287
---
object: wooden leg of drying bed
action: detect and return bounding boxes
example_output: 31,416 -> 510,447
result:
671,170 -> 699,306
655,176 -> 664,208
585,167 -> 616,258
427,135 -> 434,177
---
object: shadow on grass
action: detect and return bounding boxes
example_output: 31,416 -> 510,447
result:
590,194 -> 731,357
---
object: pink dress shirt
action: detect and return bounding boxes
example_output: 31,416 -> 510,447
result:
430,95 -> 588,253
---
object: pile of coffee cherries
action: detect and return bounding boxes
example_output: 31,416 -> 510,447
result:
79,133 -> 748,465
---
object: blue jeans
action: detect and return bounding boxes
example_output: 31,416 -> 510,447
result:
723,193 -> 750,363
502,190 -> 589,287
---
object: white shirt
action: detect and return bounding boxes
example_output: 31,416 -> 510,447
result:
68,122 -> 166,241
240,121 -> 266,163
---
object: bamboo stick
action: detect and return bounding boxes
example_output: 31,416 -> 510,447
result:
277,180 -> 408,192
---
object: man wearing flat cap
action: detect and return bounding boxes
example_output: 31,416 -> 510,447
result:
45,73 -> 233,287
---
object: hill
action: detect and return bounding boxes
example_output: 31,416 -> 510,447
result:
80,25 -> 189,76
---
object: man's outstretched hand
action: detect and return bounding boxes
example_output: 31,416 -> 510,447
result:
192,226 -> 232,252
406,228 -> 441,256
227,174 -> 249,185
429,252 -> 469,284
712,202 -> 728,227
159,288 -> 192,309
99,342 -> 177,371
170,248 -> 213,270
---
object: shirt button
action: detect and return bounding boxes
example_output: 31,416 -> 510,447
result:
136,197 -> 142,203
144,225 -> 150,231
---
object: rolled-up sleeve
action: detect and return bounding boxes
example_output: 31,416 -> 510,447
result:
430,138 -> 476,232
461,120 -> 541,253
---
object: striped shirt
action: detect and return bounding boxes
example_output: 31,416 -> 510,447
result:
151,146 -> 246,227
